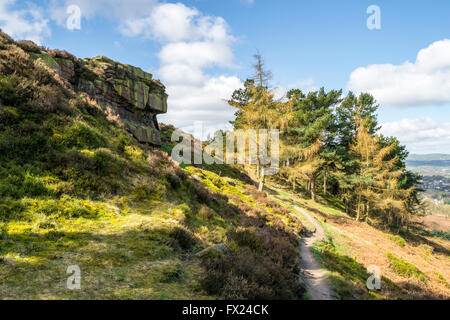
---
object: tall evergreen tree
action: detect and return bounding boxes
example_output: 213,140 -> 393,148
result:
282,88 -> 342,202
228,53 -> 280,191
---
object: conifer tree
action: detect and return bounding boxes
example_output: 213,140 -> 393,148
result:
349,116 -> 411,226
228,54 -> 280,191
282,88 -> 341,202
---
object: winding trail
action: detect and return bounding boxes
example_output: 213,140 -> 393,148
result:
291,205 -> 334,300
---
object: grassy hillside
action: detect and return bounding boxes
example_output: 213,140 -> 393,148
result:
0,30 -> 305,299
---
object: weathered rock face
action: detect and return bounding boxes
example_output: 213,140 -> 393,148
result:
22,44 -> 168,146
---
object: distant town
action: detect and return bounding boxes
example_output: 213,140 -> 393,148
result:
420,176 -> 450,193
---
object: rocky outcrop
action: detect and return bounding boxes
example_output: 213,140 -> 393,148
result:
20,41 -> 168,146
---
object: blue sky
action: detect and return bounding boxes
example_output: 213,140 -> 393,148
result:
1,0 -> 449,154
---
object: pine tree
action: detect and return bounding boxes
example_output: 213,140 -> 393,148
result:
228,53 -> 280,191
282,88 -> 341,202
349,115 -> 411,226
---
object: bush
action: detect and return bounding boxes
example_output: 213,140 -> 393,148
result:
200,248 -> 303,300
93,148 -> 124,176
166,172 -> 181,189
63,122 -> 106,149
17,40 -> 43,53
160,263 -> 184,283
193,182 -> 214,204
387,253 -> 426,282
0,198 -> 25,221
389,235 -> 406,247
0,106 -> 20,126
228,228 -> 263,253
0,75 -> 31,106
198,205 -> 215,221
132,181 -> 164,201
20,172 -> 51,197
33,84 -> 65,112
170,227 -> 197,251
418,229 -> 450,241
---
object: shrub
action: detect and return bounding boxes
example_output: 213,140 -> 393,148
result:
166,172 -> 181,189
418,229 -> 450,241
0,223 -> 9,240
0,198 -> 25,221
198,206 -> 215,221
132,181 -> 164,201
21,172 -> 51,197
420,244 -> 434,258
200,248 -> 303,300
228,228 -> 263,253
160,263 -> 184,283
170,227 -> 197,251
0,75 -> 31,106
63,122 -> 106,149
193,182 -> 214,204
17,40 -> 43,53
389,235 -> 406,247
258,197 -> 279,208
93,148 -> 124,176
386,253 -> 426,282
33,84 -> 65,112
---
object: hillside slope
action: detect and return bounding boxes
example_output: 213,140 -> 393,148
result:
269,184 -> 450,299
0,30 -> 306,299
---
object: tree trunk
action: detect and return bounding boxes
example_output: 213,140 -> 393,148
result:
258,167 -> 265,192
311,175 -> 317,202
356,194 -> 362,221
323,172 -> 327,196
365,203 -> 370,224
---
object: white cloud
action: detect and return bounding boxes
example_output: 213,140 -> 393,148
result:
380,118 -> 450,154
135,3 -> 242,138
48,1 -> 242,137
159,75 -> 242,137
288,78 -> 318,93
121,3 -> 197,40
49,0 -> 158,26
348,39 -> 450,107
0,0 -> 50,44
159,41 -> 234,68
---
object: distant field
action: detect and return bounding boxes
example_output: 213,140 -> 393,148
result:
408,154 -> 450,161
406,156 -> 450,178
406,160 -> 450,167
407,166 -> 450,178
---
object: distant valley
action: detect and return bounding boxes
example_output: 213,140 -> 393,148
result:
407,154 -> 450,179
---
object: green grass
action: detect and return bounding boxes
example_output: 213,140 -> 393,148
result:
435,272 -> 450,288
386,253 -> 427,282
389,235 -> 406,247
311,239 -> 379,300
